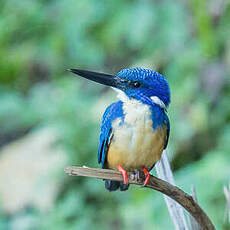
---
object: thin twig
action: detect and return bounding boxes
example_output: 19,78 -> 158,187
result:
65,166 -> 215,230
223,183 -> 230,223
155,151 -> 189,230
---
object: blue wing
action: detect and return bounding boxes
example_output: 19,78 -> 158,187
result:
151,105 -> 170,150
98,101 -> 124,168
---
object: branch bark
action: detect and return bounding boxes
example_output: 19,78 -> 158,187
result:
65,166 -> 215,230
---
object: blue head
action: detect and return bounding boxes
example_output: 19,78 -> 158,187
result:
68,67 -> 170,107
116,67 -> 170,107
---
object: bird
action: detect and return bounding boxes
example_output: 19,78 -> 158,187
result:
68,67 -> 170,191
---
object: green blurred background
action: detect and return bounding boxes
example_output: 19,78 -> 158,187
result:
0,0 -> 230,229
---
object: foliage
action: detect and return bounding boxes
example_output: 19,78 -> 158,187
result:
0,0 -> 230,229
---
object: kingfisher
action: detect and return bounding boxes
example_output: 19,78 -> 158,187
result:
68,67 -> 170,191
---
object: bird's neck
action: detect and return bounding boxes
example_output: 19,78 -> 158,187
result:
114,89 -> 166,111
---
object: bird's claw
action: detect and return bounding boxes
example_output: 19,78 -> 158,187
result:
142,167 -> 150,186
118,165 -> 128,184
117,166 -> 150,186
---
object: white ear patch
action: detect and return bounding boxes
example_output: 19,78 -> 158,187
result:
150,96 -> 166,109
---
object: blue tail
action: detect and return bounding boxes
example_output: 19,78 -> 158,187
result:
104,180 -> 129,192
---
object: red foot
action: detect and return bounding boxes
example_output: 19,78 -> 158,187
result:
118,165 -> 128,184
142,167 -> 150,186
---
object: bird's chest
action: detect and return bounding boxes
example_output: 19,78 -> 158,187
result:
107,100 -> 165,170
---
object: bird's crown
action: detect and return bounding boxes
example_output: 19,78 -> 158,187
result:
116,67 -> 170,107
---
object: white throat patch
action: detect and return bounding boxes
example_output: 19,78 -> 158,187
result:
112,88 -> 130,103
112,88 -> 166,109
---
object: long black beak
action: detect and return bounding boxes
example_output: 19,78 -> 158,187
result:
67,69 -> 123,89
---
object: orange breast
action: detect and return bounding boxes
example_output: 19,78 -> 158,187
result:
106,125 -> 167,170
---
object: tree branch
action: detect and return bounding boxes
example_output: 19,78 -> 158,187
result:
65,166 -> 215,230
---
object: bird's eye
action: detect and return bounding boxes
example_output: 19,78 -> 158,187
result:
132,81 -> 141,88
